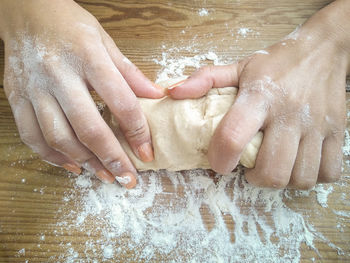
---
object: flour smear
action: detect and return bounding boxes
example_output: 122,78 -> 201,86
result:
52,50 -> 350,262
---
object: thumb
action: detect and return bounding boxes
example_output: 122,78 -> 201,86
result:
101,31 -> 164,99
169,64 -> 240,99
208,88 -> 268,174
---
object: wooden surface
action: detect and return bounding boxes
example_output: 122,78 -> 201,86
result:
0,0 -> 349,262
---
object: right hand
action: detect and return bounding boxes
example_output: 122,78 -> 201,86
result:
0,0 -> 164,188
169,2 -> 350,189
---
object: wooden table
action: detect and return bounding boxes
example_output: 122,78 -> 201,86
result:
0,1 -> 349,262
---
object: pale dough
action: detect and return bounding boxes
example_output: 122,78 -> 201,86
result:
104,77 -> 263,172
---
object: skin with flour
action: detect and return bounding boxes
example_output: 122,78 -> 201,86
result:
0,0 -> 166,188
170,0 -> 350,189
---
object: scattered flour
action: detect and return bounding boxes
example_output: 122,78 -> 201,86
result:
152,50 -> 223,82
57,170 -> 321,262
103,245 -> 114,259
314,185 -> 334,208
198,8 -> 209,17
115,175 -> 131,185
255,50 -> 269,55
343,129 -> 350,156
17,248 -> 25,256
237,27 -> 252,38
333,210 -> 350,218
284,25 -> 301,41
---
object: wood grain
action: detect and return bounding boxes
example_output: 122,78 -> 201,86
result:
0,0 -> 349,262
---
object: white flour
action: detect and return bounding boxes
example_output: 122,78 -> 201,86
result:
55,168 -> 348,262
237,27 -> 252,38
152,50 -> 223,83
198,8 -> 209,17
50,51 -> 350,262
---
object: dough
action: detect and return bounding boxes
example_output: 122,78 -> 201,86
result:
104,77 -> 263,172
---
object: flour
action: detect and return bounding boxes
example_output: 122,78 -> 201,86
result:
284,25 -> 301,41
343,129 -> 350,156
237,27 -> 252,38
198,8 -> 209,17
333,210 -> 350,218
255,50 -> 269,55
17,248 -> 25,256
314,185 -> 334,208
115,175 -> 132,185
153,50 -> 223,82
54,167 -> 349,262
102,245 -> 114,259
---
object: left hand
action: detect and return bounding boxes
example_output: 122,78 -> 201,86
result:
169,1 -> 350,189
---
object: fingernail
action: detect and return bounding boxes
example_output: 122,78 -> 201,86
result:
137,142 -> 154,162
96,170 -> 115,184
167,79 -> 186,90
115,172 -> 137,189
63,163 -> 81,175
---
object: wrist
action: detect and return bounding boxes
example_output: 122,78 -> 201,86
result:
0,0 -> 75,41
0,0 -> 13,40
0,0 -> 33,41
298,0 -> 350,74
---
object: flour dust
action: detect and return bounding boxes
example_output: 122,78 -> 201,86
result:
55,168 -> 349,262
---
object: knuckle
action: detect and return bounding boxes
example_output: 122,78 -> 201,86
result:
218,126 -> 246,154
329,98 -> 346,117
6,90 -> 22,105
123,60 -> 139,74
75,155 -> 93,165
105,158 -> 124,174
117,99 -> 139,116
199,65 -> 212,74
45,130 -> 71,150
77,125 -> 106,144
124,122 -> 148,141
264,175 -> 289,189
19,132 -> 37,148
199,65 -> 215,79
80,45 -> 103,65
229,137 -> 245,154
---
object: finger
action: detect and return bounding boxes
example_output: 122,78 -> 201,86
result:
289,134 -> 322,189
8,95 -> 79,173
318,134 -> 343,183
208,90 -> 269,174
82,47 -> 154,163
31,91 -> 116,184
169,64 -> 240,99
100,31 -> 164,98
82,157 -> 135,188
53,76 -> 138,188
245,124 -> 299,189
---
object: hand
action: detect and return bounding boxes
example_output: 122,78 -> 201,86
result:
169,0 -> 350,189
0,0 -> 164,188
